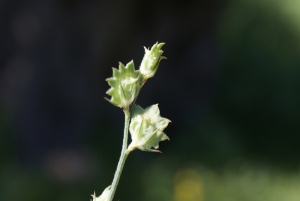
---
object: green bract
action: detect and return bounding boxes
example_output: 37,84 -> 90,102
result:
105,61 -> 141,111
91,186 -> 111,201
140,42 -> 166,80
127,104 -> 170,153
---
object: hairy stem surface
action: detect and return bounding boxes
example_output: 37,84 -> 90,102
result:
107,110 -> 130,201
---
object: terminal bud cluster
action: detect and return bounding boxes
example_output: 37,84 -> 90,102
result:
105,42 -> 170,153
94,42 -> 170,201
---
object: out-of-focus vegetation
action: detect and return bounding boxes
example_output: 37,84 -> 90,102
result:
2,158 -> 300,201
215,0 -> 300,164
1,0 -> 300,200
143,158 -> 300,201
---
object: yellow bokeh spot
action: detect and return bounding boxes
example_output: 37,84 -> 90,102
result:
173,169 -> 204,201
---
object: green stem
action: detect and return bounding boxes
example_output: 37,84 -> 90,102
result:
107,110 -> 131,201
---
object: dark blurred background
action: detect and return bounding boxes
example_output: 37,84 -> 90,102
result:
1,0 -> 300,201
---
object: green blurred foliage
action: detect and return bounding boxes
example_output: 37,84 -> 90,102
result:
143,158 -> 300,201
215,0 -> 300,164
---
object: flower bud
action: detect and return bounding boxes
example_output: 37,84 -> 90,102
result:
91,186 -> 111,201
105,61 -> 141,111
127,104 -> 171,153
140,42 -> 166,80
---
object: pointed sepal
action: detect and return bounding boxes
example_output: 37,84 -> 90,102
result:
105,61 -> 142,111
127,104 -> 171,153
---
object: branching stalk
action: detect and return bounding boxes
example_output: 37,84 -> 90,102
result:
93,42 -> 169,201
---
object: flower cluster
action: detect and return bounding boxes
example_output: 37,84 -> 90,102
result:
97,42 -> 170,201
105,42 -> 165,112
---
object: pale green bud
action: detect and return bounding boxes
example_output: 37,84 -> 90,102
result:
91,186 -> 111,201
140,42 -> 166,80
105,61 -> 142,111
127,104 -> 171,153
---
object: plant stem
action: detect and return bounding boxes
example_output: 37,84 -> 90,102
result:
107,110 -> 131,201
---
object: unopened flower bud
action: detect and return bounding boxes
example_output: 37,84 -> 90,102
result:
140,42 -> 166,80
